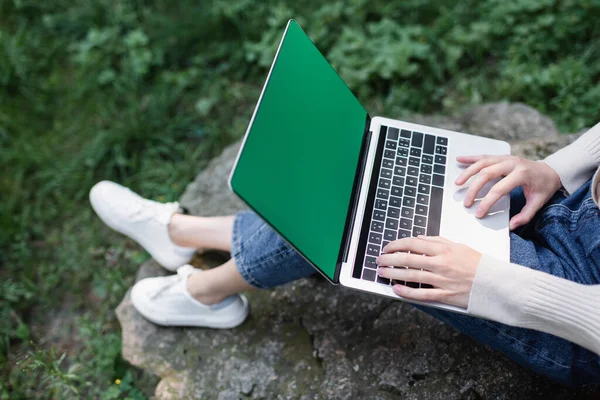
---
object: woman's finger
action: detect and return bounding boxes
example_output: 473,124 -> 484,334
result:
417,235 -> 452,245
456,155 -> 487,164
455,156 -> 503,185
475,174 -> 522,218
392,284 -> 448,303
509,197 -> 545,230
383,237 -> 444,256
376,252 -> 433,270
377,266 -> 441,286
463,161 -> 514,207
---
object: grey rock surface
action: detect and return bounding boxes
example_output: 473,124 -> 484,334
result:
116,103 -> 599,399
462,102 -> 559,141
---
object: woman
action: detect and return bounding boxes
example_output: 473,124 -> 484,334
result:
90,125 -> 600,386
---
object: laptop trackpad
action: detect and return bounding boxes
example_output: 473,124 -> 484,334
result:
453,180 -> 508,230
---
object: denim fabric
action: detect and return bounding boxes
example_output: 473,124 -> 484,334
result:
231,210 -> 316,289
231,180 -> 600,385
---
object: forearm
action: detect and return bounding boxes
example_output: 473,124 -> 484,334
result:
468,255 -> 600,355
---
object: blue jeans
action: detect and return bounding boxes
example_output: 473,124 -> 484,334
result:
231,180 -> 600,386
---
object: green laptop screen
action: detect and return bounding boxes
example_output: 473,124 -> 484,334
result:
230,20 -> 368,282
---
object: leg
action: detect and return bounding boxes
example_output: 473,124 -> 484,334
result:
415,181 -> 600,386
169,214 -> 234,252
179,210 -> 316,304
131,210 -> 315,328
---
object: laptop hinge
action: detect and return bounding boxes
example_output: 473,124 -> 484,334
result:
336,115 -> 372,278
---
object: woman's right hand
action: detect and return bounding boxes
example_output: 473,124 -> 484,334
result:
455,155 -> 562,230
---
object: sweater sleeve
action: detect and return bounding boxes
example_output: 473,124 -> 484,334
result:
542,123 -> 600,194
468,254 -> 600,355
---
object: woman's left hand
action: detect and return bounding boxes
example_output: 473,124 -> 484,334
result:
376,236 -> 482,308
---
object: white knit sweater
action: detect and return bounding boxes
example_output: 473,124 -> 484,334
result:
468,123 -> 600,354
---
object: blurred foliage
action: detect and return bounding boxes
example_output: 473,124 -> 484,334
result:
0,0 -> 599,398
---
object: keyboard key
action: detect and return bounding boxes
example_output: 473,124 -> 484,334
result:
413,226 -> 426,236
367,244 -> 380,257
399,138 -> 410,148
409,157 -> 420,167
375,199 -> 388,210
371,221 -> 384,232
390,196 -> 402,208
384,149 -> 395,159
411,132 -> 424,147
397,147 -> 408,157
382,159 -> 394,169
398,229 -> 411,239
406,281 -> 420,288
362,268 -> 377,281
379,178 -> 391,189
365,256 -> 377,268
396,157 -> 407,166
419,174 -> 431,184
405,186 -> 416,197
384,229 -> 396,241
400,129 -> 411,138
381,168 -> 392,179
416,204 -> 428,215
393,176 -> 405,186
407,177 -> 418,186
421,283 -> 434,289
432,174 -> 445,187
395,166 -> 406,176
427,186 -> 443,236
403,197 -> 415,207
401,207 -> 414,219
369,232 -> 382,244
418,184 -> 430,194
377,188 -> 389,199
400,218 -> 412,230
434,164 -> 445,174
436,145 -> 447,155
377,276 -> 391,285
420,164 -> 432,174
410,148 -> 421,157
386,218 -> 399,230
373,210 -> 386,221
382,241 -> 390,249
435,155 -> 446,164
417,194 -> 429,205
391,186 -> 403,197
388,207 -> 400,218
388,127 -> 399,140
386,141 -> 397,150
414,215 -> 427,227
422,154 -> 433,164
423,134 -> 435,154
408,167 -> 419,176
437,136 -> 448,145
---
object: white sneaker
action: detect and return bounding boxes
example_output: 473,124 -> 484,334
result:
90,180 -> 196,271
131,265 -> 249,328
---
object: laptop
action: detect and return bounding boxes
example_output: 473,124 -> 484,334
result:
229,20 -> 510,314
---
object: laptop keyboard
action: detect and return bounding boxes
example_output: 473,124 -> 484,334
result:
353,125 -> 449,288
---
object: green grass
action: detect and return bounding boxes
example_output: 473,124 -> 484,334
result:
1,0 -> 599,398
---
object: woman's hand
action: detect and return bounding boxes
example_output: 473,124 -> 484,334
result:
376,236 -> 481,308
455,155 -> 561,230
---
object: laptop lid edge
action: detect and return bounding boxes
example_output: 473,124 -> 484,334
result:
336,114 -> 372,281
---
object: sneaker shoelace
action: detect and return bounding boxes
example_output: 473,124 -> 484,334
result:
114,188 -> 179,224
149,265 -> 196,299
